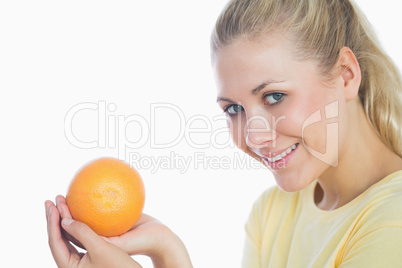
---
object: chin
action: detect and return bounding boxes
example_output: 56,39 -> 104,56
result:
273,172 -> 314,193
276,183 -> 306,193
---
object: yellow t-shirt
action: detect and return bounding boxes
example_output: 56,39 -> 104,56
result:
242,171 -> 402,267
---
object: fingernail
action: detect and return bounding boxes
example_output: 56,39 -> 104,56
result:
57,205 -> 62,215
62,218 -> 74,226
56,197 -> 60,205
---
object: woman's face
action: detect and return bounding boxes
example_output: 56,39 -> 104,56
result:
213,36 -> 349,192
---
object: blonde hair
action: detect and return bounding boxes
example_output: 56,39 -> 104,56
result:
211,0 -> 402,157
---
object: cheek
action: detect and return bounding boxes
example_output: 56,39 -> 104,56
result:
272,102 -> 310,140
277,96 -> 336,150
285,93 -> 344,163
227,114 -> 247,150
227,114 -> 263,162
301,120 -> 331,153
273,112 -> 302,139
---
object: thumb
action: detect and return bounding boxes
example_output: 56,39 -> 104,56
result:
61,218 -> 104,252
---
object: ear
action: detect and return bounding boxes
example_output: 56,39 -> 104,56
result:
337,47 -> 361,101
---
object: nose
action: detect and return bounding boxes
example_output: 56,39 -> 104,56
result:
245,114 -> 277,149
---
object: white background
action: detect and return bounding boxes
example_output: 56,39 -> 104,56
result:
1,1 -> 401,267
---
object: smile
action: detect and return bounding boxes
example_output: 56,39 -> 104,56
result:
266,143 -> 298,163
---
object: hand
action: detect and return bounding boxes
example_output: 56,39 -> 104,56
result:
55,195 -> 193,268
105,214 -> 193,268
45,199 -> 141,268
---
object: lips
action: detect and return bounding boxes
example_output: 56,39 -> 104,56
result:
262,143 -> 299,163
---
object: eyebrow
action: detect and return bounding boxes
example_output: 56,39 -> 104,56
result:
216,96 -> 235,103
216,79 -> 284,103
251,80 -> 284,95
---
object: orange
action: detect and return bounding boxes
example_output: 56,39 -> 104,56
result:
66,157 -> 145,237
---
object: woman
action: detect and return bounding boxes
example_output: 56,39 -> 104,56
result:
45,0 -> 402,267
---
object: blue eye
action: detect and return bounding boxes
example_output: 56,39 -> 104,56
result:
264,92 -> 284,105
224,104 -> 244,115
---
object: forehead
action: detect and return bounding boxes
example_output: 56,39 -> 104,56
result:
212,36 -> 324,95
212,37 -> 295,92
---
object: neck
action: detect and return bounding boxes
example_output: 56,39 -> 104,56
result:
315,100 -> 402,210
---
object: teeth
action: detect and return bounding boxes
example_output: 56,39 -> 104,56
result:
266,144 -> 297,163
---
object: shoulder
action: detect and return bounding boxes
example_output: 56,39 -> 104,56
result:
338,172 -> 402,266
356,171 -> 402,229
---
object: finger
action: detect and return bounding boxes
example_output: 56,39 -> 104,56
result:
65,240 -> 80,254
45,200 -> 53,223
58,202 -> 86,250
61,217 -> 105,254
56,195 -> 67,206
57,196 -> 86,249
109,217 -> 167,256
48,200 -> 81,255
133,260 -> 143,268
56,195 -> 72,218
105,214 -> 154,250
61,218 -> 144,267
46,201 -> 71,267
57,202 -> 72,221
130,213 -> 158,230
56,195 -> 66,204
